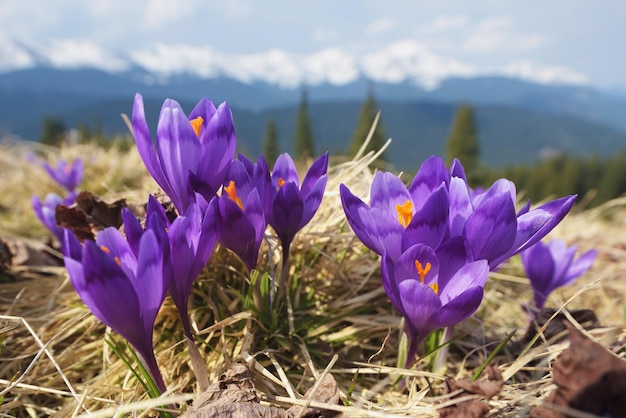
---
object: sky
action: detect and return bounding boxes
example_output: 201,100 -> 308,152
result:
1,0 -> 625,90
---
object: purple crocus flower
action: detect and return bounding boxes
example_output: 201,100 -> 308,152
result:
521,239 -> 597,310
132,93 -> 236,214
63,226 -> 169,393
268,152 -> 329,254
123,195 -> 218,338
381,238 -> 489,365
42,158 -> 84,192
32,192 -> 77,244
340,155 -> 576,269
216,156 -> 271,272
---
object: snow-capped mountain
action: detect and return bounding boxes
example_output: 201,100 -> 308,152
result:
0,36 -> 589,90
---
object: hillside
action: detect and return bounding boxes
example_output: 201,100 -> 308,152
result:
1,67 -> 626,170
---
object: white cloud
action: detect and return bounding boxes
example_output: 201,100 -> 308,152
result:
366,18 -> 395,36
34,39 -> 129,72
229,49 -> 302,87
502,60 -> 588,85
361,40 -> 477,89
0,37 -> 36,72
0,35 -> 589,90
130,43 -> 221,77
302,48 -> 359,85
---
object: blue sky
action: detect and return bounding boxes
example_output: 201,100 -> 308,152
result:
1,0 -> 625,89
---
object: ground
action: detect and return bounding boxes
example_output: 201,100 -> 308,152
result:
0,139 -> 624,417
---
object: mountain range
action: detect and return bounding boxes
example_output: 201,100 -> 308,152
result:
1,63 -> 625,170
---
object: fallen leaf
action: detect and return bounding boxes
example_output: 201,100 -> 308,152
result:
439,365 -> 503,418
530,322 -> 626,418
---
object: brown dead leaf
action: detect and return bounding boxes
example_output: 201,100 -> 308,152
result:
184,364 -> 341,418
55,191 -> 127,242
439,365 -> 503,418
530,322 -> 626,418
287,373 -> 340,417
183,363 -> 291,418
55,205 -> 94,242
74,191 -> 125,229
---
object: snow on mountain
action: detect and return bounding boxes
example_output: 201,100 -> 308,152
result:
0,36 -> 589,90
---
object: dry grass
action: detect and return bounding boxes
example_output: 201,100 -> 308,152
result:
0,137 -> 624,417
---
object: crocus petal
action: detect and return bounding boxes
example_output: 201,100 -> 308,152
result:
340,184 -> 403,258
188,97 -> 217,140
272,153 -> 299,187
122,207 -> 143,256
63,229 -> 83,261
449,158 -> 467,183
508,195 -> 577,257
95,228 -> 138,278
448,176 -> 473,237
381,252 -> 404,315
438,260 -> 488,304
370,171 -> 412,213
300,174 -> 328,229
402,184 -> 449,251
435,236 -> 473,293
133,230 -> 167,336
196,102 -> 236,196
132,94 -> 172,201
300,152 -> 329,197
520,242 -> 555,296
561,249 -> 597,286
196,198 -> 219,267
394,244 -> 440,288
217,198 -> 259,271
465,191 -> 517,264
271,182 -> 304,246
408,155 -> 449,211
546,240 -> 577,285
431,286 -> 484,329
156,99 -> 201,213
398,279 -> 442,336
78,241 -> 145,349
472,178 -> 517,209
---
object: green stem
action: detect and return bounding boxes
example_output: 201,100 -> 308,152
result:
433,326 -> 454,374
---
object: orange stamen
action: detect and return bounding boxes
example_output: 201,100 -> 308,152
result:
429,283 -> 439,295
414,259 -> 438,294
224,180 -> 244,210
415,260 -> 432,283
278,178 -> 286,188
395,200 -> 413,228
189,116 -> 204,137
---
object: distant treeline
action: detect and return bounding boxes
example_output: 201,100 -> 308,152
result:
39,94 -> 626,209
481,152 -> 626,208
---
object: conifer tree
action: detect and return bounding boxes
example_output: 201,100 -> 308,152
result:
445,104 -> 480,183
40,116 -> 67,146
348,88 -> 387,161
293,90 -> 315,159
262,117 -> 280,166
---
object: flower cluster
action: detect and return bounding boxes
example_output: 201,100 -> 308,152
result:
44,91 -> 590,393
340,155 -> 577,362
53,94 -> 329,392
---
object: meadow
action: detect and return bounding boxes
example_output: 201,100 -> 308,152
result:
0,132 -> 624,417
